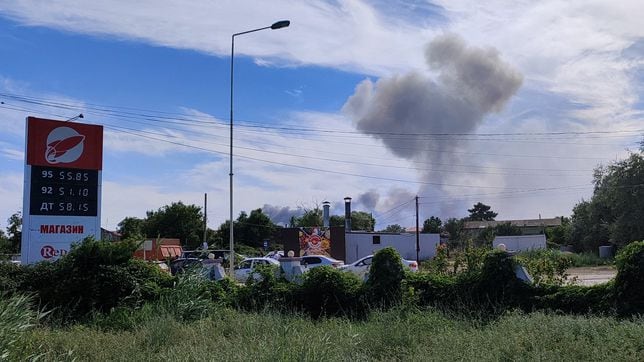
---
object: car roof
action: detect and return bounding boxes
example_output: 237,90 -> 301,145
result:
241,257 -> 279,263
302,255 -> 342,261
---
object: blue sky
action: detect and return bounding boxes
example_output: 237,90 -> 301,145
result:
0,0 -> 642,232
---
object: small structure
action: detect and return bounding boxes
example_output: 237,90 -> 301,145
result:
493,234 -> 546,252
464,217 -> 562,237
133,238 -> 183,261
345,232 -> 440,263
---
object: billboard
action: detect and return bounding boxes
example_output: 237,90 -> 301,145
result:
21,117 -> 103,264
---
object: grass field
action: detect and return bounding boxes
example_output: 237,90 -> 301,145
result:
11,307 -> 644,361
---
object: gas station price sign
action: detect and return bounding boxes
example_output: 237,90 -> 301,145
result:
30,165 -> 99,216
21,117 -> 103,264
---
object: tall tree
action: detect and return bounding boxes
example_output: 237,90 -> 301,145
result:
117,216 -> 145,240
6,212 -> 21,253
143,202 -> 204,249
216,209 -> 277,248
467,202 -> 498,221
422,216 -> 442,233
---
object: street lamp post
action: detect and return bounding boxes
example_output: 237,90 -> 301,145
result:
229,20 -> 290,276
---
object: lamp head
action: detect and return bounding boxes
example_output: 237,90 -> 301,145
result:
271,20 -> 290,29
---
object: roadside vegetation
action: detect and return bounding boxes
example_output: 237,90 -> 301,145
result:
1,239 -> 643,360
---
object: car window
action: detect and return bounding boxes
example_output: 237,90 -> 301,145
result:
363,257 -> 372,266
303,257 -> 321,265
254,259 -> 268,267
238,260 -> 252,269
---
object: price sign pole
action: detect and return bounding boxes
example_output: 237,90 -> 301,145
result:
20,117 -> 103,264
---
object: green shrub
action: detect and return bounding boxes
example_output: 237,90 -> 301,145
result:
10,237 -> 174,321
366,247 -> 405,308
300,266 -> 364,318
532,283 -> 615,314
0,262 -> 26,295
614,241 -> 644,315
516,249 -> 573,285
236,264 -> 296,312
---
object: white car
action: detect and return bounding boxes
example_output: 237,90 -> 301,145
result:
300,255 -> 344,270
234,257 -> 280,283
341,255 -> 418,280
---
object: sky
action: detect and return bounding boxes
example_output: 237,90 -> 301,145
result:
0,0 -> 643,232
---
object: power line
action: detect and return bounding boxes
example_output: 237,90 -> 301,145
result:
1,92 -> 641,144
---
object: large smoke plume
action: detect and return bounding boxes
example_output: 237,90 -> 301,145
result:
343,34 -> 523,217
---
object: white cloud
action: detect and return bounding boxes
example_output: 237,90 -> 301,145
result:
0,1 -> 642,229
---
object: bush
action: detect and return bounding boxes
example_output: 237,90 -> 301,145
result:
5,237 -> 174,321
236,264 -> 296,312
516,249 -> 573,285
614,241 -> 644,315
532,283 -> 615,314
300,266 -> 364,318
366,247 -> 405,308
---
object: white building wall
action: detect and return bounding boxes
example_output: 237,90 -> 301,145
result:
493,234 -> 546,252
345,232 -> 440,263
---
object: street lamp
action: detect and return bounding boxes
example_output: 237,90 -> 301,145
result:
229,20 -> 290,276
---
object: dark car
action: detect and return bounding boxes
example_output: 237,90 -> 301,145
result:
169,257 -> 202,275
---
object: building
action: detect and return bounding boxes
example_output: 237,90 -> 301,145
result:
463,217 -> 562,237
133,238 -> 183,261
493,234 -> 547,252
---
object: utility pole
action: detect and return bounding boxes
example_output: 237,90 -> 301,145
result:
203,193 -> 208,246
415,195 -> 420,262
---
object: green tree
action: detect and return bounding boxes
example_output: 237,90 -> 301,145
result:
350,211 -> 375,231
117,216 -> 145,240
444,218 -> 465,242
6,212 -> 21,253
422,216 -> 442,233
592,151 -> 644,247
291,208 -> 323,227
216,209 -> 277,248
329,215 -> 344,227
382,224 -> 405,233
467,202 -> 498,221
143,202 -> 204,249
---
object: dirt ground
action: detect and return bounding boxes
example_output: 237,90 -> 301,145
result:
566,266 -> 617,286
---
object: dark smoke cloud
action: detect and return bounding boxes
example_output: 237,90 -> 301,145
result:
356,190 -> 380,210
261,204 -> 303,226
343,34 -> 522,219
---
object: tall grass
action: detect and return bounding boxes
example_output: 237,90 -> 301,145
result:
0,293 -> 45,360
11,307 -> 644,361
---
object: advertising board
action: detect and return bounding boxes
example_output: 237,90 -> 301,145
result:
20,117 -> 103,264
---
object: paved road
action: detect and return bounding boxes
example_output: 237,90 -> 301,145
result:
567,266 -> 616,286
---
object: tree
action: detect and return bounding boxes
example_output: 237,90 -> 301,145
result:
422,216 -> 442,233
216,209 -> 277,248
329,215 -> 344,227
143,202 -> 204,249
382,224 -> 405,233
467,202 -> 497,221
291,208 -> 323,227
443,218 -> 465,241
117,217 -> 145,240
350,211 -> 375,231
6,212 -> 21,253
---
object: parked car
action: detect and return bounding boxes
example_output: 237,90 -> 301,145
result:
340,255 -> 418,280
300,255 -> 344,270
234,257 -> 280,283
169,257 -> 202,275
264,250 -> 284,260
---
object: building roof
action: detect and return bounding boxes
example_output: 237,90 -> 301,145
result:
463,217 -> 562,230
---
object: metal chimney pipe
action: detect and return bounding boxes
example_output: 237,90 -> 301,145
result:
322,201 -> 330,228
344,197 -> 352,232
